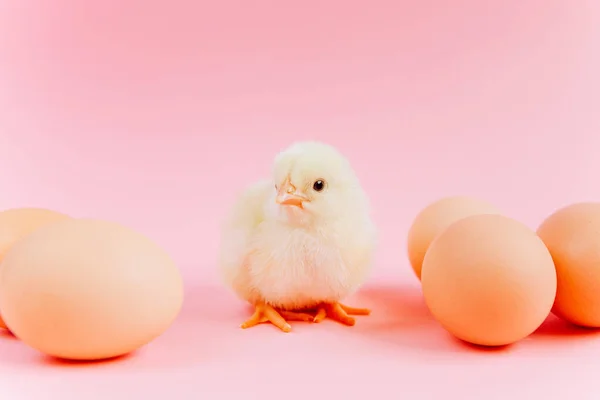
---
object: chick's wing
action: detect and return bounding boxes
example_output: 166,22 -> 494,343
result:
218,180 -> 273,287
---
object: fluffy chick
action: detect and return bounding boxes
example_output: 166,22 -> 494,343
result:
218,141 -> 377,332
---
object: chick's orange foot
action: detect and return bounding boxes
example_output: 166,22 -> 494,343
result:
313,302 -> 371,326
240,303 -> 314,333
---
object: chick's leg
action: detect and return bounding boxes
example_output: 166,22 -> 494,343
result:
279,310 -> 316,322
313,302 -> 371,326
240,303 -> 313,332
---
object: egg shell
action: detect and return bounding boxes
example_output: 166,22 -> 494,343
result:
407,196 -> 501,280
421,214 -> 557,347
0,207 -> 70,329
0,218 -> 184,360
536,202 -> 600,327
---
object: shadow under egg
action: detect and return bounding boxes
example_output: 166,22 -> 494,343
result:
533,314 -> 600,338
451,335 -> 515,353
40,352 -> 135,368
0,329 -> 17,340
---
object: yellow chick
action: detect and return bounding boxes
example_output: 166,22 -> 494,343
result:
218,141 -> 377,332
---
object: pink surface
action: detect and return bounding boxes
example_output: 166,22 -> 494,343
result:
1,0 -> 600,398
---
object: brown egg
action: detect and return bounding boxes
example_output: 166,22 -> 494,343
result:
421,214 -> 557,346
537,202 -> 600,327
0,218 -> 184,360
407,196 -> 501,280
0,207 -> 70,329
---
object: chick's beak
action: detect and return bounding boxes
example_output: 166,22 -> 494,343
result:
276,181 -> 307,208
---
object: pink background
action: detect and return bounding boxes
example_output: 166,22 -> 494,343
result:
1,0 -> 599,398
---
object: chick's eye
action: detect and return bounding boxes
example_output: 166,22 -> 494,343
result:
312,180 -> 325,192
